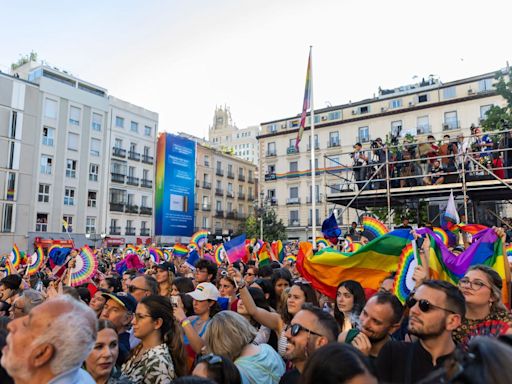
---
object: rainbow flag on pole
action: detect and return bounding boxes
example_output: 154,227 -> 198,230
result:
295,47 -> 312,150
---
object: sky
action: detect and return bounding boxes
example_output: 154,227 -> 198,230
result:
1,0 -> 511,139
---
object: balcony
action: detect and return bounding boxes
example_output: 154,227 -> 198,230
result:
140,206 -> 153,215
126,176 -> 139,186
215,210 -> 224,218
265,173 -> 277,181
287,146 -> 299,155
128,151 -> 140,161
201,204 -> 211,211
141,179 -> 153,188
248,194 -> 254,201
226,191 -> 234,198
288,219 -> 301,227
112,147 -> 126,158
238,192 -> 246,200
286,197 -> 301,205
110,226 -> 121,235
226,211 -> 235,219
306,196 -> 322,204
227,171 -> 235,179
307,143 -> 320,151
142,154 -> 154,164
110,202 -> 124,212
203,181 -> 211,189
125,204 -> 139,214
248,176 -> 255,184
327,140 -> 340,148
270,198 -> 278,206
216,168 -> 224,176
125,227 -> 136,236
215,188 -> 224,197
140,228 -> 150,236
238,174 -> 245,182
266,151 -> 277,157
111,173 -> 125,184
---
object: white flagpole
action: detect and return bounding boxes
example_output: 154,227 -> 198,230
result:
309,46 -> 316,250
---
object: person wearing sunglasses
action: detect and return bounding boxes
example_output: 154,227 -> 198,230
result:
192,354 -> 241,384
375,280 -> 465,384
453,265 -> 512,349
243,266 -> 258,286
128,275 -> 158,302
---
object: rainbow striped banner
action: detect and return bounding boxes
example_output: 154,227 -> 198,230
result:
173,244 -> 188,257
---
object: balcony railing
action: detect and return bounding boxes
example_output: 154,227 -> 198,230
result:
125,227 -> 136,236
110,203 -> 124,212
216,168 -> 224,176
226,191 -> 234,198
140,206 -> 153,215
110,226 -> 121,235
227,172 -> 235,179
140,228 -> 150,236
327,140 -> 340,148
201,204 -> 211,211
238,174 -> 245,181
286,197 -> 301,205
288,219 -> 300,227
141,179 -> 153,188
215,188 -> 224,196
112,147 -> 126,158
128,151 -> 141,161
248,176 -> 255,184
226,211 -> 235,219
203,181 -> 211,189
265,173 -> 277,181
266,151 -> 277,157
215,210 -> 224,218
125,204 -> 139,214
126,176 -> 139,186
287,146 -> 299,155
238,192 -> 245,200
111,173 -> 125,183
306,196 -> 322,203
142,154 -> 154,164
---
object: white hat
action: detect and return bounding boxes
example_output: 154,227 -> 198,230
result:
187,282 -> 219,301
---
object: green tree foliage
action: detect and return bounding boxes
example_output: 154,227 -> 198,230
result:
481,68 -> 512,132
244,209 -> 287,242
11,51 -> 38,70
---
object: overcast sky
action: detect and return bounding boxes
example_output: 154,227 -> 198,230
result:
1,0 -> 511,138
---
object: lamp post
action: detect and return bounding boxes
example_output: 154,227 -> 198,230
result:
254,192 -> 269,241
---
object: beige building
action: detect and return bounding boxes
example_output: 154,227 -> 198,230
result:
258,69 -> 509,240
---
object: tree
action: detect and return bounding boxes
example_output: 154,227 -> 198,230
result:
244,208 -> 287,242
481,68 -> 512,133
11,51 -> 38,71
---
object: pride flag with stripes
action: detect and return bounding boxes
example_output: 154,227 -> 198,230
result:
295,47 -> 312,150
224,234 -> 247,264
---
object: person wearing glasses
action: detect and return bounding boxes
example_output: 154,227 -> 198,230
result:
192,354 -> 241,384
9,288 -> 44,319
243,266 -> 258,285
128,275 -> 158,302
453,265 -> 512,349
281,303 -> 339,384
375,280 -> 465,383
203,311 -> 285,384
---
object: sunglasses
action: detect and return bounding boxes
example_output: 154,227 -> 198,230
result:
197,354 -> 223,365
406,297 -> 456,314
288,323 -> 323,338
128,285 -> 149,294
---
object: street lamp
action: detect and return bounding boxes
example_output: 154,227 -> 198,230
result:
254,192 -> 269,241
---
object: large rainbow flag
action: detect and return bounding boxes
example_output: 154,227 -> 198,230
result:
295,47 -> 312,150
297,230 -> 412,298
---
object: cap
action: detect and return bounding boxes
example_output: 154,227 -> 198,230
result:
101,292 -> 137,313
452,245 -> 465,253
187,282 -> 219,302
155,261 -> 176,275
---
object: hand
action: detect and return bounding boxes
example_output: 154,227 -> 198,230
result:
173,303 -> 187,323
492,226 -> 506,241
412,265 -> 428,287
352,332 -> 372,356
411,229 -> 420,240
227,264 -> 242,284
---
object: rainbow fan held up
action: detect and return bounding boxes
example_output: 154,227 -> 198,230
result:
148,247 -> 163,263
9,244 -> 21,268
70,246 -> 98,287
362,216 -> 389,239
214,245 -> 225,266
433,227 -> 449,246
27,246 -> 44,276
316,238 -> 330,249
190,230 -> 209,248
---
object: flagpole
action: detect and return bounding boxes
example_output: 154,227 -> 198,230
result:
309,46 -> 316,250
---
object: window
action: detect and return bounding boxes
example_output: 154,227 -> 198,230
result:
418,94 -> 428,103
44,99 -> 57,119
66,159 -> 77,178
36,213 -> 48,232
309,208 -> 320,224
289,210 -> 299,225
358,126 -> 369,143
328,156 -> 340,168
328,111 -> 341,120
40,156 -> 52,175
309,185 -> 320,202
390,99 -> 402,109
444,111 -> 458,130
115,139 -> 123,149
478,78 -> 493,92
216,161 -> 222,171
267,142 -> 276,156
64,188 -> 75,206
89,164 -> 99,181
216,200 -> 222,211
90,138 -> 101,156
289,186 -> 299,198
480,105 -> 493,120
359,105 -> 369,114
42,126 -> 54,146
443,86 -> 456,99
267,164 -> 276,174
38,184 -> 50,203
87,191 -> 97,207
92,113 -> 102,131
202,217 -> 209,228
69,106 -> 81,125
2,204 -> 13,232
309,158 -> 319,170
290,161 -> 298,172
67,133 -> 79,151
115,116 -> 124,128
141,196 -> 148,207
204,155 -> 209,166
289,138 -> 297,148
130,121 -> 138,133
329,131 -> 340,146
86,217 -> 96,234
391,121 -> 403,137
142,169 -> 149,181
62,215 -> 73,233
417,116 -> 431,134
144,125 -> 152,136
268,124 -> 277,133
6,173 -> 15,201
9,111 -> 17,139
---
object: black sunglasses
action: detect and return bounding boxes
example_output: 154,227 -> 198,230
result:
406,297 -> 456,314
288,323 -> 324,338
128,285 -> 149,293
197,354 -> 223,365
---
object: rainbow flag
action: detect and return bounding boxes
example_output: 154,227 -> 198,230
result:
393,241 -> 420,303
27,246 -> 44,276
433,227 -> 449,246
191,230 -> 209,248
173,244 -> 188,257
457,223 -> 488,235
258,242 -> 272,267
362,216 -> 389,239
148,247 -> 163,263
506,243 -> 512,260
271,240 -> 285,262
9,244 -> 21,268
224,234 -> 247,264
297,230 -> 412,298
285,254 -> 297,264
295,47 -> 312,150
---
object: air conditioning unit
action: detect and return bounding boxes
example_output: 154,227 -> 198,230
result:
352,110 -> 357,115
321,116 -> 327,121
468,89 -> 474,95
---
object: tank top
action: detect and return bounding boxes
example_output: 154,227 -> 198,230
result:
277,328 -> 288,357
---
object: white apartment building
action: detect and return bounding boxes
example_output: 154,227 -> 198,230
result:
208,106 -> 260,165
258,70 -> 509,240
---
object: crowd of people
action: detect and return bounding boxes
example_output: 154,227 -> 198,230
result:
0,229 -> 511,384
350,128 -> 512,190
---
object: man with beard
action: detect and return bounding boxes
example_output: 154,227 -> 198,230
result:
338,292 -> 404,366
375,280 -> 465,383
280,303 -> 339,384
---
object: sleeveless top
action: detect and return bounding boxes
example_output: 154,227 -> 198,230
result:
277,328 -> 288,357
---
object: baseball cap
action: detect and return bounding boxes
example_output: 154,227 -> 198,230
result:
155,262 -> 176,275
101,292 -> 137,313
187,282 -> 219,302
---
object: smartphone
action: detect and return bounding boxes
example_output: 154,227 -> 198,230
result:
170,296 -> 179,308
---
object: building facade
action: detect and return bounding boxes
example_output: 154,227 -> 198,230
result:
258,70 -> 508,240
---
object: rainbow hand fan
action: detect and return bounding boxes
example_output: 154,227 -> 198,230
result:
191,230 -> 209,248
148,247 -> 163,263
26,246 -> 44,276
9,244 -> 21,268
433,227 -> 449,246
70,246 -> 98,287
214,245 -> 225,266
316,238 -> 330,249
362,216 -> 389,239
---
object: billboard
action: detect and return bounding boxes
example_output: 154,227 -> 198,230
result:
155,133 -> 196,236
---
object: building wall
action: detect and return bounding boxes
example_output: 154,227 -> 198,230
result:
258,70 -> 508,240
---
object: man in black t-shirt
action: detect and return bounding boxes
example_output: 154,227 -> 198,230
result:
395,217 -> 413,230
375,280 -> 465,383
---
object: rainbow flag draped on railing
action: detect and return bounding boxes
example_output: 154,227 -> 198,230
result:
297,230 -> 412,298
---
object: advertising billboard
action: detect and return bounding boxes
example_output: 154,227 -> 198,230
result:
155,133 -> 196,236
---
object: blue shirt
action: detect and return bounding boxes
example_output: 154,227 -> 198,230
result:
48,367 -> 95,384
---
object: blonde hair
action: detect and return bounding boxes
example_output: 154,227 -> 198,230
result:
203,311 -> 257,360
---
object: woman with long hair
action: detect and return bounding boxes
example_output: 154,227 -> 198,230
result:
154,262 -> 175,297
122,295 -> 187,382
270,269 -> 292,312
237,287 -> 276,346
333,280 -> 366,332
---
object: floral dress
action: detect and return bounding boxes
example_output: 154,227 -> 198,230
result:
121,344 -> 175,384
453,310 -> 512,350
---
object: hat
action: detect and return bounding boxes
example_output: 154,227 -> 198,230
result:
0,274 -> 22,290
155,261 -> 176,275
187,282 -> 219,302
101,292 -> 137,313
